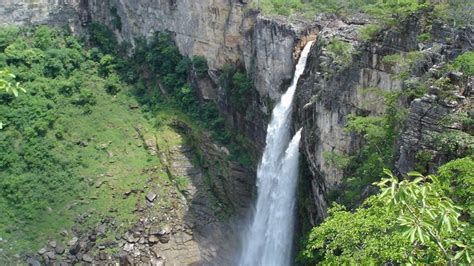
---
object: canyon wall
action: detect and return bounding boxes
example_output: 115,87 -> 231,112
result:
295,15 -> 473,224
0,0 -> 316,264
0,0 -> 85,32
86,0 -> 315,147
3,1 -> 471,263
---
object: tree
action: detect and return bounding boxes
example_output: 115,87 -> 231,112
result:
375,169 -> 472,265
0,68 -> 24,97
0,68 -> 25,129
300,159 -> 473,265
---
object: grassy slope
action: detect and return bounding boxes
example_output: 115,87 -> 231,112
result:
0,28 -> 195,259
0,85 -> 191,256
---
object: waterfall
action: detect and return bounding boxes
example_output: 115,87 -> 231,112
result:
239,41 -> 313,266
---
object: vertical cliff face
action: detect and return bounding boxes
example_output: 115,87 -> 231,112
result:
295,14 -> 473,224
0,0 -> 311,105
0,1 -> 320,264
294,16 -> 391,223
243,16 -> 316,100
86,1 -> 318,147
88,0 -> 245,70
0,0 -> 86,32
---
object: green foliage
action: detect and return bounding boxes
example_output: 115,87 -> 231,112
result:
0,68 -> 25,97
33,26 -> 55,50
433,0 -> 474,27
376,169 -> 472,264
322,151 -> 353,170
250,0 -> 429,22
127,30 -> 254,168
249,0 -> 304,16
191,55 -> 208,78
325,39 -> 354,69
104,73 -> 121,95
382,51 -> 428,80
145,32 -> 183,78
418,32 -> 432,43
301,159 -> 473,265
358,24 -> 381,42
363,0 -> 426,25
451,51 -> 474,77
174,175 -> 189,191
432,130 -> 474,156
99,54 -> 117,76
414,150 -> 433,174
0,27 -> 20,51
340,90 -> 407,204
0,26 -> 204,259
299,197 -> 410,265
219,64 -> 254,110
438,157 -> 474,216
383,51 -> 425,69
0,68 -> 25,129
88,22 -> 118,54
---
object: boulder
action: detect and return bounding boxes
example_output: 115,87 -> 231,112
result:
124,231 -> 140,243
38,247 -> 48,255
26,257 -> 41,266
45,251 -> 56,260
98,251 -> 108,260
48,240 -> 57,248
97,223 -> 107,236
146,192 -> 157,202
123,243 -> 134,252
67,237 -> 78,246
82,253 -> 93,262
55,245 -> 66,255
148,235 -> 159,244
69,242 -> 81,256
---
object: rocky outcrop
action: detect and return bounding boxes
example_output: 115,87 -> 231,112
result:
0,0 -> 87,32
295,14 -> 473,224
243,15 -> 317,100
396,76 -> 473,174
1,1 -> 315,101
88,0 -> 245,70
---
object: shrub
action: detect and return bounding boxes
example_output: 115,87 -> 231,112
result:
299,197 -> 409,265
418,32 -> 432,43
438,157 -> 474,213
104,74 -> 121,95
192,55 -> 208,77
57,79 -> 80,96
325,39 -> 354,68
323,151 -> 353,170
99,54 -> 116,76
71,89 -> 96,106
34,26 -> 55,50
452,51 -> 474,77
358,24 -> 381,41
0,26 -> 19,51
88,22 -> 118,54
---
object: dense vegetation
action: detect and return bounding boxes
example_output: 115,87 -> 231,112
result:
303,42 -> 473,266
250,0 -> 473,27
0,23 -> 253,260
299,158 -> 473,264
298,3 -> 473,263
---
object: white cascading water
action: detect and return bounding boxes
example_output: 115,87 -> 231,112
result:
239,41 -> 314,266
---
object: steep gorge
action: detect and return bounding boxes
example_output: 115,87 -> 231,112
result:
0,0 -> 472,265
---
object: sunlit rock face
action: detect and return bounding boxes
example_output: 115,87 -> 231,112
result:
0,0 -> 85,31
88,1 -> 316,100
